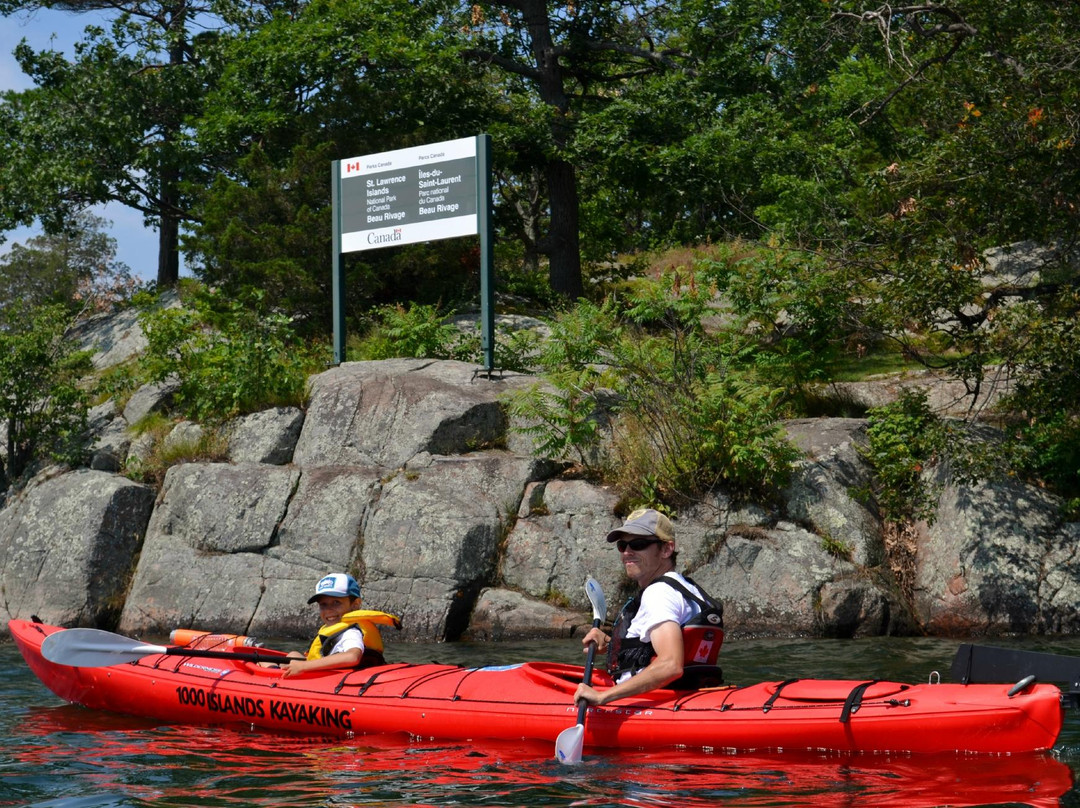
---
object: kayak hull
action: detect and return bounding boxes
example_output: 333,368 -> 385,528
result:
10,619 -> 1064,755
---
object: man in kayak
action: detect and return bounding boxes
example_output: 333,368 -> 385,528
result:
573,509 -> 723,705
281,573 -> 366,678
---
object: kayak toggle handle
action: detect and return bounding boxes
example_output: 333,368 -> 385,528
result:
1008,675 -> 1037,697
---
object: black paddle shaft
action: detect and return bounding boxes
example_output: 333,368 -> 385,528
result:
164,647 -> 284,664
574,617 -> 609,725
576,636 -> 599,724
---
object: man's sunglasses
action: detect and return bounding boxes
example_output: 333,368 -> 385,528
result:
615,537 -> 660,552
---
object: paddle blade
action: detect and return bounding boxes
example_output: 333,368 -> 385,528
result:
585,577 -> 606,624
41,628 -> 168,668
555,723 -> 585,765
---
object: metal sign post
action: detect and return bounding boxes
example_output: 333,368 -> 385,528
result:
331,135 -> 494,370
477,135 -> 494,374
331,159 -> 346,365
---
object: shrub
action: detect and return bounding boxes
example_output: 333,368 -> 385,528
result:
859,389 -> 948,525
354,303 -> 463,361
0,303 -> 92,484
505,273 -> 800,503
138,289 -> 326,423
126,426 -> 230,488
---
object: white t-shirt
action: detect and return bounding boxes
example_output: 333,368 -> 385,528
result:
326,625 -> 365,657
625,572 -> 704,644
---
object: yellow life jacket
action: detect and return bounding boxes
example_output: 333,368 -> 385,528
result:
305,610 -> 402,661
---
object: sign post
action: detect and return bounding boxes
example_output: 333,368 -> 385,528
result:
331,135 -> 494,370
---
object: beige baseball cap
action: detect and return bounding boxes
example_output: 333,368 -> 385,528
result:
605,508 -> 675,545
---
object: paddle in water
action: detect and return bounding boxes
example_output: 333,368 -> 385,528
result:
41,627 -> 287,667
555,576 -> 607,765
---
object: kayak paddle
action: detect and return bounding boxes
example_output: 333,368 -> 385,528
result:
41,627 -> 287,668
555,576 -> 607,764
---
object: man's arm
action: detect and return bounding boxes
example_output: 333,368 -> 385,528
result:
573,620 -> 683,706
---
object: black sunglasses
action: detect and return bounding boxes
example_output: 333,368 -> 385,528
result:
615,537 -> 660,552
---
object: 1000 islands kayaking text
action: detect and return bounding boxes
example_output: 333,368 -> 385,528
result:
175,685 -> 353,731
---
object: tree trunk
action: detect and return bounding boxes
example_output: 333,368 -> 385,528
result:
546,158 -> 583,299
518,0 -> 584,299
155,3 -> 185,288
156,185 -> 180,287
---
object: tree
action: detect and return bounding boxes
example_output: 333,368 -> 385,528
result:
0,303 -> 92,487
0,211 -> 138,321
456,0 -> 705,298
0,0 -> 224,286
183,0 -> 499,323
818,3 -> 1080,413
571,0 -> 842,255
725,1 -> 1080,499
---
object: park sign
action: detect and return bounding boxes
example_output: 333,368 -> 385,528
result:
336,136 -> 480,252
331,135 -> 495,369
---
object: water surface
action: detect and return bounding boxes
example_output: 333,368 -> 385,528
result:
4,634 -> 1079,807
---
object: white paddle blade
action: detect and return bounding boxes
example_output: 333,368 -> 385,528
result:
41,628 -> 168,668
555,723 -> 585,765
585,577 -> 606,623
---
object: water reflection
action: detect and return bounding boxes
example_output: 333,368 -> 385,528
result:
6,699 -> 1075,807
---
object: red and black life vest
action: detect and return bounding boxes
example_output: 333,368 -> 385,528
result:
606,573 -> 724,689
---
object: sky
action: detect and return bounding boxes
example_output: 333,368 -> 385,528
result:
1,7 -> 171,282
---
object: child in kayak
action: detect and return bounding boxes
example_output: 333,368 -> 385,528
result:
280,573 -> 366,678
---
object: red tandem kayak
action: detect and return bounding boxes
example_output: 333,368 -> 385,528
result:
9,618 -> 1065,755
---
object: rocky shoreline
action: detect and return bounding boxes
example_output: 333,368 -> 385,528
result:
2,309 -> 1078,647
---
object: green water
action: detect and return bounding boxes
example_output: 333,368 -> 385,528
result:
3,635 -> 1080,807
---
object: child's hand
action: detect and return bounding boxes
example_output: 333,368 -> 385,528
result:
280,659 -> 308,678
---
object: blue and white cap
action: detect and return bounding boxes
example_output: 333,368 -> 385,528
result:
307,573 -> 362,604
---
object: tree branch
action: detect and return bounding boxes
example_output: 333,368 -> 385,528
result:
578,40 -> 698,77
461,47 -> 541,82
857,34 -> 965,125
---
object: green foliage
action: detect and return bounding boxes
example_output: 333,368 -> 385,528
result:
1,0 -> 1077,506
354,303 -> 465,361
494,258 -> 561,310
91,361 -> 145,409
492,327 -> 542,374
0,1 -> 223,283
860,390 -> 949,525
503,300 -> 619,468
985,292 -> 1080,511
820,531 -> 854,561
137,289 -> 326,423
187,139 -> 485,328
506,278 -> 800,501
352,303 -> 542,373
614,269 -> 801,500
504,375 -> 610,470
186,0 -> 493,319
0,303 -> 92,484
700,242 -> 847,399
183,142 -> 334,337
